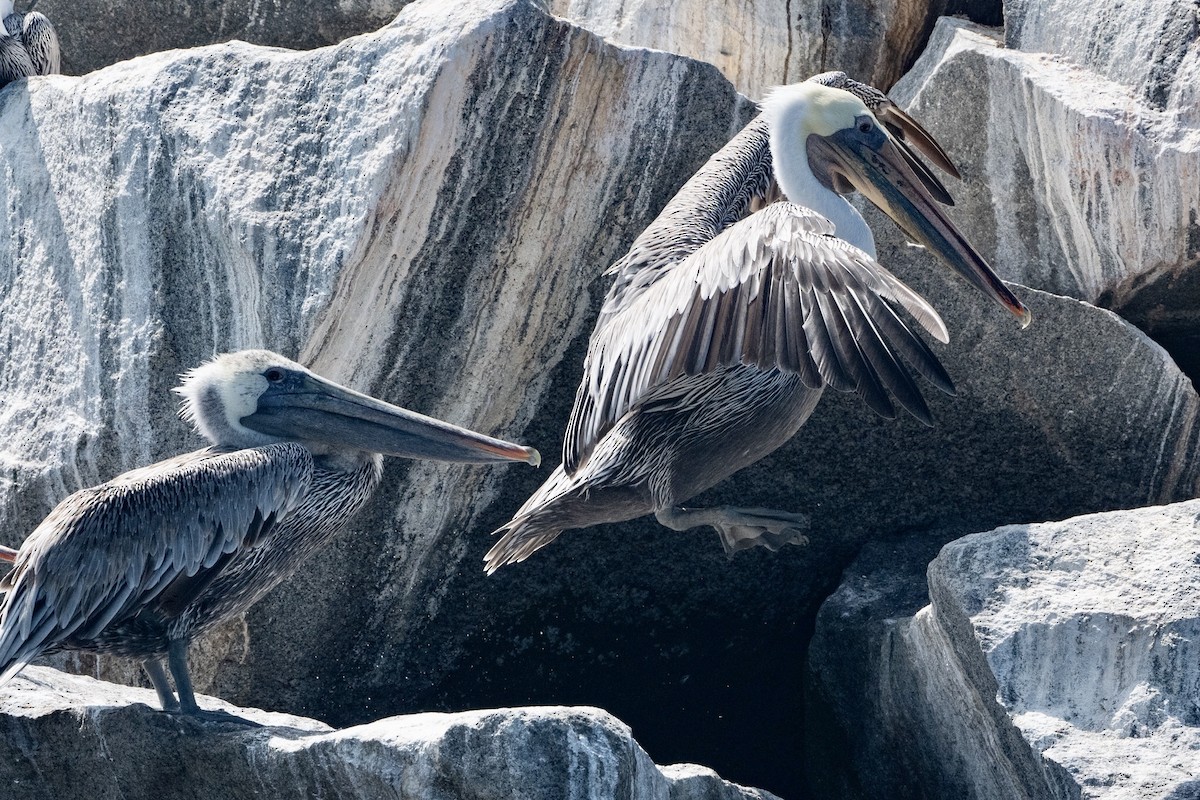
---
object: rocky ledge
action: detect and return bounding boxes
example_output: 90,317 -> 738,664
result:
810,500 -> 1200,798
0,666 -> 777,800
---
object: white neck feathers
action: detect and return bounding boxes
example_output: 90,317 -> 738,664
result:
760,86 -> 877,257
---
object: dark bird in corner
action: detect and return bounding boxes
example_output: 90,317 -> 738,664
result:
0,350 -> 540,720
0,0 -> 60,89
485,73 -> 1029,573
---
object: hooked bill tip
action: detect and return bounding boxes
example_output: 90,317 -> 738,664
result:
525,447 -> 542,468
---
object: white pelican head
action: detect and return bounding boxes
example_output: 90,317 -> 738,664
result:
174,349 -> 541,465
761,81 -> 1030,327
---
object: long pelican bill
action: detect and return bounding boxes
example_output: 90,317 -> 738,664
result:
242,373 -> 541,466
807,123 -> 1032,328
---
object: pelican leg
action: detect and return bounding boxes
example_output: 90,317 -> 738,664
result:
167,638 -> 199,714
655,506 -> 810,556
143,658 -> 179,712
166,638 -> 260,726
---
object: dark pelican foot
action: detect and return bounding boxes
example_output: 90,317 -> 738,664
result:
655,506 -> 810,555
162,638 -> 259,727
169,707 -> 264,727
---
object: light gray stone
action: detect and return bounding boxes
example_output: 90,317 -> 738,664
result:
810,501 -> 1200,799
928,501 -> 1200,799
0,666 -> 778,800
892,17 -> 1200,304
27,0 -> 416,76
888,17 -> 1200,379
1005,0 -> 1200,124
549,0 -> 951,99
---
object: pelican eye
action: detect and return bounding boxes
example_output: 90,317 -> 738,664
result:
856,117 -> 874,134
265,368 -> 285,383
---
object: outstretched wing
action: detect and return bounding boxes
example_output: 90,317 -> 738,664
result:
562,203 -> 955,474
0,443 -> 311,683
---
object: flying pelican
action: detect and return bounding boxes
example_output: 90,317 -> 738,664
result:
484,77 -> 1029,572
0,0 -> 59,87
0,350 -> 540,719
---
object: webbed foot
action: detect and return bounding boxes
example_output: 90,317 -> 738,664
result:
169,706 -> 263,727
655,505 -> 810,556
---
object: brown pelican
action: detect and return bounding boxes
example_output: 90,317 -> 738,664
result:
0,0 -> 59,87
484,77 -> 1028,572
0,350 -> 540,719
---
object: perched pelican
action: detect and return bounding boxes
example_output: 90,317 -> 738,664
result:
0,0 -> 59,87
484,78 -> 1028,572
0,350 -> 539,718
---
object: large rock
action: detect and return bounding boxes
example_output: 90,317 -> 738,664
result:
888,17 -> 1200,380
1005,0 -> 1200,123
0,666 -> 777,800
549,0 -> 950,99
29,0 -> 415,76
811,500 -> 1200,799
2,0 -> 1199,796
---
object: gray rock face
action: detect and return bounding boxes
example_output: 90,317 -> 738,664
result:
549,0 -> 950,99
0,666 -> 777,800
805,8 -> 1200,794
812,501 -> 1200,799
1005,0 -> 1200,123
2,0 -> 1199,795
28,0 -> 415,76
888,17 -> 1200,380
893,17 -> 1199,304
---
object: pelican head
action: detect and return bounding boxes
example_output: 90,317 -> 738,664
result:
174,350 -> 541,465
762,81 -> 1030,327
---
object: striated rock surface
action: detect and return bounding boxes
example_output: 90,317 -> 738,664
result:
549,0 -> 950,99
2,0 -> 1199,796
1005,0 -> 1200,124
30,0 -> 416,76
0,0 -> 781,788
889,17 -> 1200,380
811,500 -> 1200,799
0,666 -> 777,800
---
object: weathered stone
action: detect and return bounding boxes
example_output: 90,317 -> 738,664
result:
888,17 -> 1200,380
27,0 -> 415,76
1005,0 -> 1200,124
3,0 -> 1200,796
812,500 -> 1200,799
804,535 -> 948,799
1000,0 -> 1200,383
803,209 -> 1200,799
549,0 -> 950,99
0,666 -> 778,800
806,11 -> 1200,792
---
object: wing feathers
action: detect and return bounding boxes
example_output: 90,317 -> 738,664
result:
0,444 -> 311,675
563,203 -> 954,472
